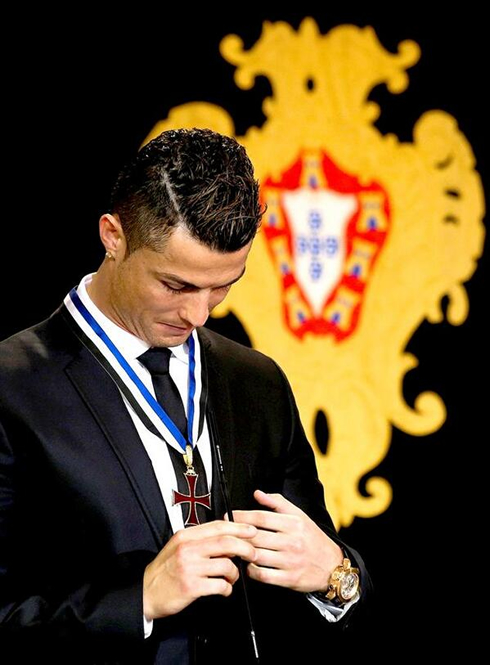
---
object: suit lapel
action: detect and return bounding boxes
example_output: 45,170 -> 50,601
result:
198,329 -> 235,519
64,337 -> 171,549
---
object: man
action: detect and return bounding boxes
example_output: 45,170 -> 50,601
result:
0,128 -> 370,664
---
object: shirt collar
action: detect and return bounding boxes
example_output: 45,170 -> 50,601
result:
77,273 -> 189,365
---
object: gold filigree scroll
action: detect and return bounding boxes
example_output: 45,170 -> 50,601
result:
144,19 -> 485,528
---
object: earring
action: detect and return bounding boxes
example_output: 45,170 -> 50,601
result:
105,251 -> 114,260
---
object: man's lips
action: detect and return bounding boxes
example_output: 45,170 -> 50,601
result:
157,322 -> 192,333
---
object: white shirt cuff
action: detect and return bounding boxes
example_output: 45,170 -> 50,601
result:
306,591 -> 360,622
143,614 -> 154,638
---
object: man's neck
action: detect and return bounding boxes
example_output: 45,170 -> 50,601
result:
85,266 -> 107,313
85,264 -> 128,334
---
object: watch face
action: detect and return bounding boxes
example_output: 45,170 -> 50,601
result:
340,571 -> 359,600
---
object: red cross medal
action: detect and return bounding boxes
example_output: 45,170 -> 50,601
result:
173,444 -> 211,526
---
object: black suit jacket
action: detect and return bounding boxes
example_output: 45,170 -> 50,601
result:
0,307 -> 370,664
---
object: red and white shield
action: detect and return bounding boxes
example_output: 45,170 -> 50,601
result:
261,149 -> 391,341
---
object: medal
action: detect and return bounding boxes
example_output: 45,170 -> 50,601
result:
173,444 -> 211,526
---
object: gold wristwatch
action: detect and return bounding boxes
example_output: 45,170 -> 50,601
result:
314,557 -> 360,605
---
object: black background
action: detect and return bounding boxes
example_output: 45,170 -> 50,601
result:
3,8 -> 487,657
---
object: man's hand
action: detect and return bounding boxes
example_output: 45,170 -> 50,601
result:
230,490 -> 343,594
143,521 -> 257,621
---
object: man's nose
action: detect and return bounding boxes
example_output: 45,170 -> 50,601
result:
180,291 -> 211,327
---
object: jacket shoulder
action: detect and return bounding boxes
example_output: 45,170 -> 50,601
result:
0,309 -> 79,379
198,326 -> 276,369
197,326 -> 290,393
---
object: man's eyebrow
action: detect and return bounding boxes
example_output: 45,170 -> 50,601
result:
158,267 -> 246,289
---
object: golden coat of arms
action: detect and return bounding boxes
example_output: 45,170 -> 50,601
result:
144,19 -> 485,528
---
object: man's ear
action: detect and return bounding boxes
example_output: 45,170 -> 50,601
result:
99,213 -> 127,259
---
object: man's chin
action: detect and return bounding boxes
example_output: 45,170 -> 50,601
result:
149,323 -> 194,347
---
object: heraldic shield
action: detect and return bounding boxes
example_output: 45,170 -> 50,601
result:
261,149 -> 390,340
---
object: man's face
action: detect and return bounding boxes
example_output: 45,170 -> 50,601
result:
105,226 -> 252,347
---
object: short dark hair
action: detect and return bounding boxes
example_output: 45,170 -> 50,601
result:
110,128 -> 263,254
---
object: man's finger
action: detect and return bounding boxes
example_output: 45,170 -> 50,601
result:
193,534 -> 257,562
249,529 -> 290,551
230,508 -> 295,533
199,557 -> 241,584
253,489 -> 305,515
173,519 -> 257,544
247,562 -> 291,588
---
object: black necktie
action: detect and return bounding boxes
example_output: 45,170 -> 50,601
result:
138,346 -> 213,525
138,347 -> 187,437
